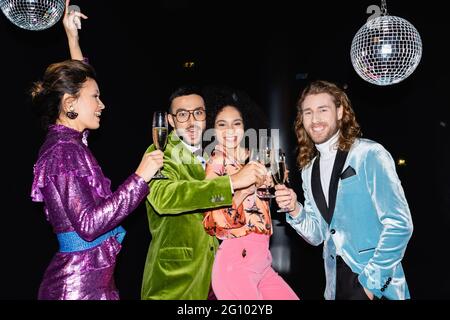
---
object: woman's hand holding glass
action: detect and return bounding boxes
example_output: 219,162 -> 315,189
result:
244,148 -> 264,213
135,150 -> 164,183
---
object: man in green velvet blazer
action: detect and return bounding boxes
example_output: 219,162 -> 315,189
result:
141,86 -> 265,300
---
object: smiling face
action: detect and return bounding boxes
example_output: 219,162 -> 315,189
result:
168,94 -> 206,146
60,78 -> 105,131
301,92 -> 343,144
214,105 -> 245,151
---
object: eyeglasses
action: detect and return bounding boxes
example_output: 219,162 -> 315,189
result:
170,108 -> 206,123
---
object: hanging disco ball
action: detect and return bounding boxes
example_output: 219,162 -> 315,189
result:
0,0 -> 65,31
350,15 -> 422,86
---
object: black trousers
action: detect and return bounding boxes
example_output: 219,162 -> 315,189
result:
335,256 -> 371,300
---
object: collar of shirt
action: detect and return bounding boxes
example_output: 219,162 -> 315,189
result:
176,134 -> 206,169
315,130 -> 340,160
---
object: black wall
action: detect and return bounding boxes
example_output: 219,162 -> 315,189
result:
1,0 -> 448,299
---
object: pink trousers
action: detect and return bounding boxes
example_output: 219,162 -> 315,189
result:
212,233 -> 299,300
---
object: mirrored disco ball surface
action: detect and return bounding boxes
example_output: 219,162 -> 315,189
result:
0,0 -> 65,30
350,15 -> 422,86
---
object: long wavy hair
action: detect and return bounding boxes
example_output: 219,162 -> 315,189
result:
295,80 -> 361,169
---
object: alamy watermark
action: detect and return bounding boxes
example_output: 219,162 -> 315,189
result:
167,128 -> 282,165
367,5 -> 382,22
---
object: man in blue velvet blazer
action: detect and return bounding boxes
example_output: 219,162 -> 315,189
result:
275,81 -> 413,300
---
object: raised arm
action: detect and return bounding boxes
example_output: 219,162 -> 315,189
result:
63,0 -> 88,61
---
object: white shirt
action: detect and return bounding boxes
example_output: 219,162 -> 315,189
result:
179,139 -> 206,169
315,130 -> 340,205
292,130 -> 340,218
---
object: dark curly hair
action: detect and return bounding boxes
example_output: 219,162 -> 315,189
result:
202,85 -> 268,132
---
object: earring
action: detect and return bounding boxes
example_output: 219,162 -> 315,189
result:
66,105 -> 78,119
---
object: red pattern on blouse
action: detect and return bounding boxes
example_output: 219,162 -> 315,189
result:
203,146 -> 272,240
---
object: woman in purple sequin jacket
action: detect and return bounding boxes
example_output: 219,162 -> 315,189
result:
30,58 -> 163,299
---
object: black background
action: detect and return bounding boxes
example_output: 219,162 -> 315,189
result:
1,0 -> 449,300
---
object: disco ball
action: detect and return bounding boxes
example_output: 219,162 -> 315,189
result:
350,15 -> 422,86
0,0 -> 65,31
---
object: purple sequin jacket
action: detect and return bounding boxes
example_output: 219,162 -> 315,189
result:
31,124 -> 149,300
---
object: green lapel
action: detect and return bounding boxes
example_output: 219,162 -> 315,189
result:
165,131 -> 205,180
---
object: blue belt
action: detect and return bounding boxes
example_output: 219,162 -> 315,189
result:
56,226 -> 126,253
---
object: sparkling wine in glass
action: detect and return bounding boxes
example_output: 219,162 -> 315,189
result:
153,127 -> 168,150
257,141 -> 275,200
245,148 -> 261,213
271,149 -> 292,212
152,111 -> 168,179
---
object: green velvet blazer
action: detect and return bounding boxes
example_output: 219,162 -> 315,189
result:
141,131 -> 233,300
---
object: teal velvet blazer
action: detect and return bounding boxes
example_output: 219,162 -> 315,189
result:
287,138 -> 413,300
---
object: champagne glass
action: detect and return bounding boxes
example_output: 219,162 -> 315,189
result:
245,148 -> 261,213
257,138 -> 275,200
152,111 -> 168,179
271,148 -> 292,212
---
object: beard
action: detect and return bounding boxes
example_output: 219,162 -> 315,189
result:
307,122 -> 339,145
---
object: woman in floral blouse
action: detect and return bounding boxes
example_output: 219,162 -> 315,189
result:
203,90 -> 299,300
